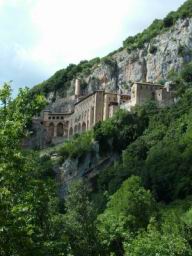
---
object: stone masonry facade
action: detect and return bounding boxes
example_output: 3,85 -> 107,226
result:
33,79 -> 174,146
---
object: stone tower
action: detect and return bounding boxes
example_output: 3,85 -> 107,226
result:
75,78 -> 81,98
117,88 -> 121,105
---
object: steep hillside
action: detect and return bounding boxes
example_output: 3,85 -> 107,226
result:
35,60 -> 192,255
31,0 -> 192,104
45,61 -> 192,198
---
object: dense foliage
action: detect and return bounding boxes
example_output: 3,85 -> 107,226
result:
0,84 -> 69,255
2,59 -> 192,255
123,0 -> 192,52
22,61 -> 192,255
58,131 -> 93,160
30,58 -> 100,98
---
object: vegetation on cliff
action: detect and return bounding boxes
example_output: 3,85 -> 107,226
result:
123,0 -> 192,52
30,58 -> 100,99
41,61 -> 192,255
1,61 -> 192,255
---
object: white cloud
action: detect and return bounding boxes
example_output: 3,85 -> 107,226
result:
29,0 -> 186,68
30,0 -> 133,66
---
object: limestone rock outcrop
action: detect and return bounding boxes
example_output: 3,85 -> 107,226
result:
47,18 -> 192,112
90,18 -> 192,91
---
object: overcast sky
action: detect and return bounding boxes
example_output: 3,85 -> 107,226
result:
0,0 -> 186,95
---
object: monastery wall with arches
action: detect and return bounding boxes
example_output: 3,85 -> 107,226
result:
37,80 -> 175,145
42,90 -> 118,143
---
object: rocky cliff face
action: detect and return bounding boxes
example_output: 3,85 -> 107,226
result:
113,18 -> 192,86
57,142 -> 119,198
47,17 -> 192,112
88,18 -> 192,91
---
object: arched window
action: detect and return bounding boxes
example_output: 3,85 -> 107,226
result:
74,125 -> 78,134
57,123 -> 64,137
69,127 -> 73,137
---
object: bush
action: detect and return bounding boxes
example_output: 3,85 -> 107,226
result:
98,176 -> 156,255
181,62 -> 192,83
101,56 -> 116,67
123,1 -> 192,53
163,12 -> 176,27
94,109 -> 147,154
178,45 -> 186,57
149,45 -> 157,54
59,131 -> 93,159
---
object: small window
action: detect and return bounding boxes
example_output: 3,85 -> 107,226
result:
61,116 -> 64,119
52,116 -> 55,119
57,116 -> 59,119
48,117 -> 51,120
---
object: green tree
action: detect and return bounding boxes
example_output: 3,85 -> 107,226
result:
181,62 -> 192,83
0,83 -> 68,255
124,217 -> 192,256
64,180 -> 102,256
98,176 -> 156,256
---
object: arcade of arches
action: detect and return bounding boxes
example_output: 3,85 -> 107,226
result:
43,90 -> 119,141
36,82 -> 174,144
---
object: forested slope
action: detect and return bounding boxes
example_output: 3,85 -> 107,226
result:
1,60 -> 192,256
31,61 -> 192,255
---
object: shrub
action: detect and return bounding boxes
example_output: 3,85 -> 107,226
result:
98,176 -> 156,255
149,45 -> 157,54
163,12 -> 176,27
101,56 -> 116,67
58,131 -> 93,160
178,45 -> 186,57
181,62 -> 192,83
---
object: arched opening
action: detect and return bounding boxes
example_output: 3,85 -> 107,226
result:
78,123 -> 81,133
63,127 -> 68,138
74,125 -> 78,134
63,121 -> 69,138
82,122 -> 86,133
57,123 -> 64,137
69,127 -> 73,137
48,123 -> 54,138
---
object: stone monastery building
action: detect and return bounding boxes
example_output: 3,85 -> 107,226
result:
39,79 -> 174,144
